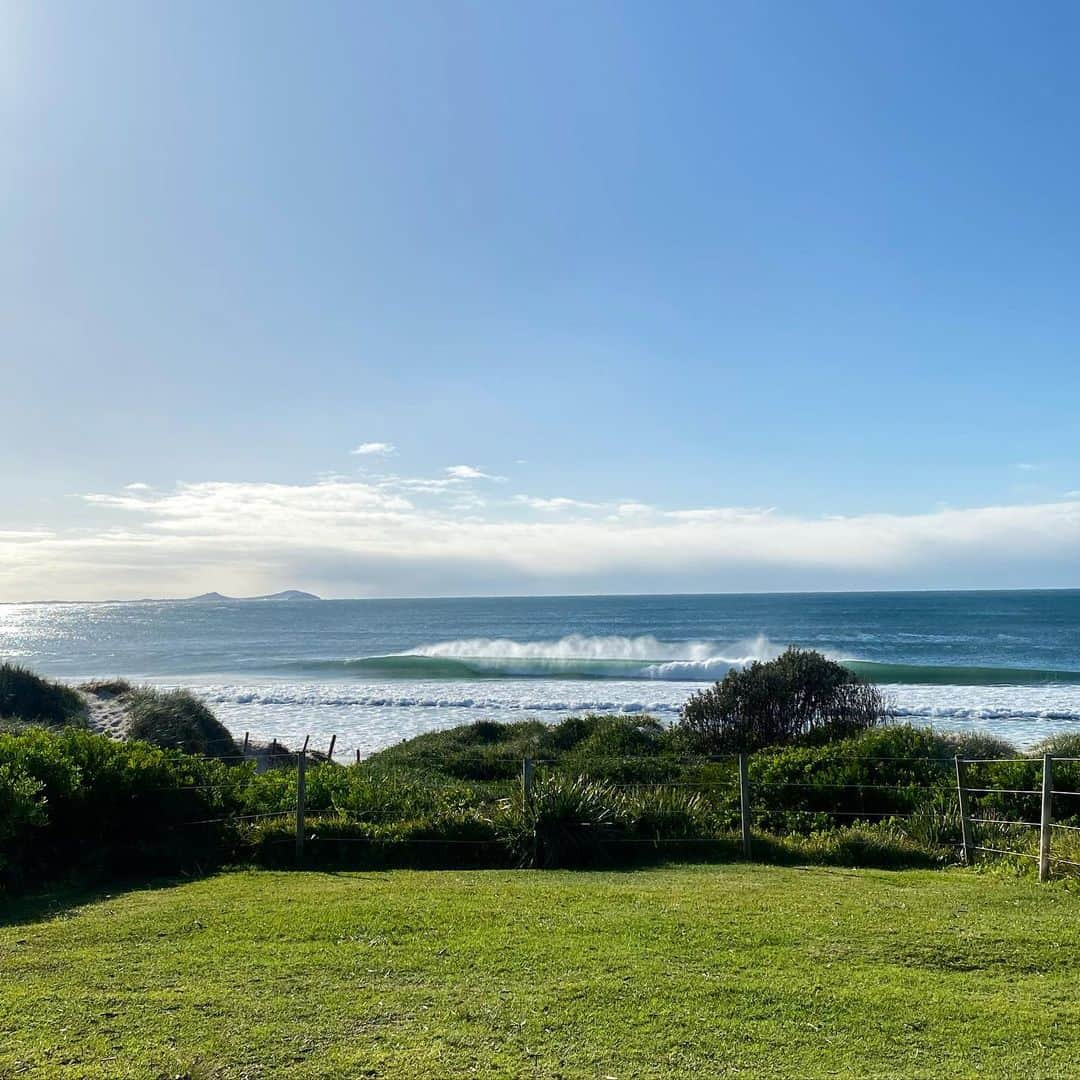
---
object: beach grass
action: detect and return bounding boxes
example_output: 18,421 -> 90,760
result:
2,864 -> 1078,1078
0,663 -> 87,729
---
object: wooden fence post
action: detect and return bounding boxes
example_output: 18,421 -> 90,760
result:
356,748 -> 361,764
738,753 -> 752,859
327,734 -> 336,763
955,756 -> 973,866
1039,753 -> 1054,883
522,757 -> 535,806
242,731 -> 250,756
295,748 -> 307,860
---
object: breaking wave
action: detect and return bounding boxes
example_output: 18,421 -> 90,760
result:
265,634 -> 1080,686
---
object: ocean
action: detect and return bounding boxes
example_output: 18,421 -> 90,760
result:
3,590 -> 1079,755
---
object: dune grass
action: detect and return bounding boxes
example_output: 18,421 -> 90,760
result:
125,687 -> 238,758
0,663 -> 86,729
1,864 -> 1078,1079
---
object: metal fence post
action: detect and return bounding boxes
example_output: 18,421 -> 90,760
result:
738,753 -> 752,859
522,757 -> 535,806
295,748 -> 307,860
327,734 -> 336,763
1039,754 -> 1054,883
955,756 -> 973,866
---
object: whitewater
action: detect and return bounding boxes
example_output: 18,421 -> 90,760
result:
3,590 -> 1080,755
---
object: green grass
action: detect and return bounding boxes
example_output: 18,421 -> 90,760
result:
2,865 -> 1078,1078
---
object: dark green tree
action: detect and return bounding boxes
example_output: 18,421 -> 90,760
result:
679,648 -> 888,752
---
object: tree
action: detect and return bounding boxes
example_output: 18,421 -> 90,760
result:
678,648 -> 888,753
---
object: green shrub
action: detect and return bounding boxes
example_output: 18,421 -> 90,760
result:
499,775 -> 620,868
679,648 -> 887,752
0,728 -> 251,886
0,762 -> 48,880
367,719 -> 548,780
0,664 -> 86,727
557,715 -> 684,782
1029,732 -> 1080,758
126,689 -> 238,759
616,785 -> 717,841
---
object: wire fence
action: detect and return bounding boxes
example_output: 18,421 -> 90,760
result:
151,738 -> 1080,881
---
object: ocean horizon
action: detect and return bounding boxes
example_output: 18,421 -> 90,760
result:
3,588 -> 1079,755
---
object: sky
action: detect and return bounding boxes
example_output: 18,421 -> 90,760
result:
3,0 -> 1080,600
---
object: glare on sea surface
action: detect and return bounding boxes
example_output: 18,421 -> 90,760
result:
0,602 -> 95,655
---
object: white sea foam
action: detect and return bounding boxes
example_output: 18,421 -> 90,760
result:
143,674 -> 1080,758
410,633 -> 784,664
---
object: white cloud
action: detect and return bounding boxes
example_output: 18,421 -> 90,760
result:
514,495 -> 601,512
1014,463 -> 1044,472
445,464 -> 494,480
2,478 -> 1080,600
352,442 -> 397,456
124,482 -> 151,491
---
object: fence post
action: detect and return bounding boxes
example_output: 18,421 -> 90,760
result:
356,748 -> 361,764
327,734 -> 336,763
295,748 -> 307,860
738,753 -> 752,859
1039,753 -> 1054,883
522,757 -> 535,806
955,756 -> 973,866
242,731 -> 249,756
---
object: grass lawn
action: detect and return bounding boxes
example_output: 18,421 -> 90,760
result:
1,864 -> 1078,1079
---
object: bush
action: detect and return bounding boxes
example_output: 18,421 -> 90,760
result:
368,719 -> 549,780
0,664 -> 86,728
0,728 -> 252,887
126,689 -> 238,759
499,775 -> 620,868
679,649 -> 888,753
616,785 -> 716,841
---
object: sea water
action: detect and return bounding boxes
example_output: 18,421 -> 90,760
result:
2,590 -> 1079,755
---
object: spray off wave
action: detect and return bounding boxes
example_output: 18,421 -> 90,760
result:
270,634 -> 1080,686
270,634 -> 782,680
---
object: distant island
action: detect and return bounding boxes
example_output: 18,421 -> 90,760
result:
184,590 -> 322,602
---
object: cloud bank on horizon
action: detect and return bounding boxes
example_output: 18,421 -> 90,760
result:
2,457 -> 1079,601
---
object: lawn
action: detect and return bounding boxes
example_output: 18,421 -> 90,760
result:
1,865 -> 1078,1079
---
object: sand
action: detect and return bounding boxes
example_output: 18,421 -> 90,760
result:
80,685 -> 131,740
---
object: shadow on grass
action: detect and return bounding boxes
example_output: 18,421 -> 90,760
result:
2,831 -> 945,925
0,869 -> 226,928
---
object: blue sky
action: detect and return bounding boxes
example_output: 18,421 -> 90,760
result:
3,1 -> 1080,599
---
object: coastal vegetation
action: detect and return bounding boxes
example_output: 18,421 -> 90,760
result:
2,707 -> 1079,890
679,647 -> 888,751
2,653 -> 1078,891
125,687 -> 239,758
0,663 -> 87,730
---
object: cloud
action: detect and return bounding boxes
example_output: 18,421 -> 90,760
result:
445,465 -> 496,481
1014,463 -> 1044,472
514,495 -> 601,512
124,482 -> 151,491
2,479 -> 1080,600
351,442 -> 397,456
